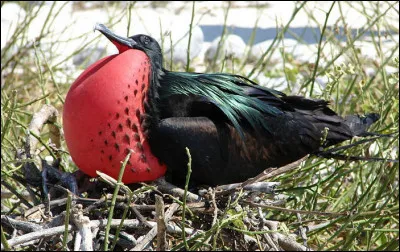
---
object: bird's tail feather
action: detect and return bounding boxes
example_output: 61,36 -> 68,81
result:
344,113 -> 380,137
316,152 -> 398,163
316,133 -> 399,163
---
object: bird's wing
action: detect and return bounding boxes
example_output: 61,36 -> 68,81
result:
157,71 -> 375,148
148,116 -> 298,186
148,116 -> 227,185
158,71 -> 287,137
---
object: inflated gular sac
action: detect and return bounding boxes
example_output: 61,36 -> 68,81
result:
63,50 -> 166,183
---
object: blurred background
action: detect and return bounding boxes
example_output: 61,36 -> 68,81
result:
2,1 -> 398,94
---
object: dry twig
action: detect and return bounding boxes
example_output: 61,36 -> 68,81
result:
155,195 -> 167,251
131,203 -> 180,251
264,220 -> 311,251
71,204 -> 93,251
215,156 -> 308,196
154,177 -> 201,202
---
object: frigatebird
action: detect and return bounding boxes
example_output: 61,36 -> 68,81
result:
63,24 -> 381,186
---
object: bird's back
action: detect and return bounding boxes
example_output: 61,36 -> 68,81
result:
148,71 -> 379,186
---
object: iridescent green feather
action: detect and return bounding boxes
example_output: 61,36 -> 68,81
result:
159,71 -> 285,137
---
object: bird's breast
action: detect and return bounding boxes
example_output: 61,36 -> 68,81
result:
63,49 -> 166,183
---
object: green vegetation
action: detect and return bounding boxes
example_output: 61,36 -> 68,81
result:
1,1 -> 398,251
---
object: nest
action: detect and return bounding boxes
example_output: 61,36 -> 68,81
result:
2,104 -> 313,251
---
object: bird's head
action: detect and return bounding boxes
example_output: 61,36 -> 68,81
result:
94,23 -> 163,70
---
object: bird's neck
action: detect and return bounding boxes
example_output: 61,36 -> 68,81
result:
138,63 -> 164,137
123,53 -> 166,180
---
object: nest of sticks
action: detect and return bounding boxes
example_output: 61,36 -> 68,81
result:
2,104 -> 316,251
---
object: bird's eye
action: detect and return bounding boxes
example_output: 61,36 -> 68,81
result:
141,36 -> 150,45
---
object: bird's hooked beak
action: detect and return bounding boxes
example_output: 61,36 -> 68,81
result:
94,23 -> 137,53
